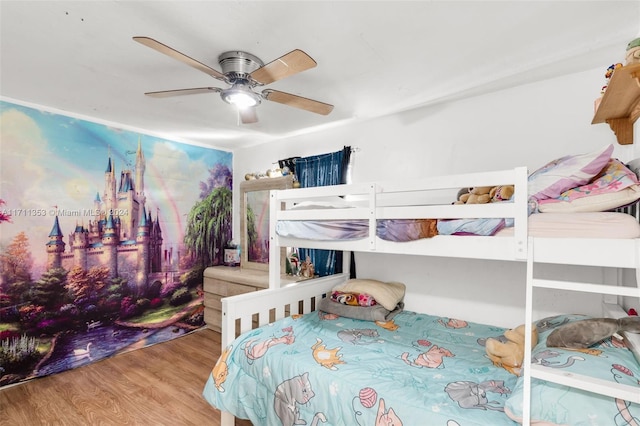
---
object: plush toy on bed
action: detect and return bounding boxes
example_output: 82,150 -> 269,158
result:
454,185 -> 514,204
489,185 -> 514,202
485,324 -> 538,376
546,316 -> 640,349
455,186 -> 493,204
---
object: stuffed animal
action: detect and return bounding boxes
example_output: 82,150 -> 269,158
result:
454,186 -> 493,204
485,324 -> 538,376
546,316 -> 640,349
489,185 -> 514,202
454,185 -> 514,204
299,256 -> 315,278
626,37 -> 640,65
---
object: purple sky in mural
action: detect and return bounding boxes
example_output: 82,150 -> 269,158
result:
0,100 -> 232,278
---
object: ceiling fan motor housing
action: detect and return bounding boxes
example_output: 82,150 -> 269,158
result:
218,51 -> 264,83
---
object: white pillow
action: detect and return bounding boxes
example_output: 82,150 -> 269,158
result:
538,185 -> 640,213
334,279 -> 406,311
289,197 -> 352,210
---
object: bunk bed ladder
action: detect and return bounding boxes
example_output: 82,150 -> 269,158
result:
522,238 -> 640,426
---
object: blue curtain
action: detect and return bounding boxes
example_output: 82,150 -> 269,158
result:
296,146 -> 351,277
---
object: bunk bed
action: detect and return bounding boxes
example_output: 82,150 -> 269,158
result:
203,152 -> 640,426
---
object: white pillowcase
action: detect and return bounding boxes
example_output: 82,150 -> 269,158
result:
538,184 -> 640,213
334,279 -> 406,311
289,197 -> 353,210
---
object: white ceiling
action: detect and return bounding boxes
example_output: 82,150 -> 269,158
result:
1,1 -> 638,150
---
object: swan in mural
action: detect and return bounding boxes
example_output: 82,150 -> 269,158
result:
86,320 -> 102,330
73,342 -> 93,359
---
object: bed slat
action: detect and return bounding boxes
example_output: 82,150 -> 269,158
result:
530,364 -> 640,403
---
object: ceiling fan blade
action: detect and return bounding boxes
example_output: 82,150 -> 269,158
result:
144,87 -> 222,98
250,49 -> 317,85
238,107 -> 259,124
262,89 -> 333,115
133,36 -> 227,82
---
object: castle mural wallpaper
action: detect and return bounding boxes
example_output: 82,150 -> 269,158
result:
0,100 -> 233,387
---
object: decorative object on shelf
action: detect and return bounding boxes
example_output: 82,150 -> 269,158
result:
626,37 -> 640,65
287,250 -> 300,276
245,166 -> 291,181
592,63 -> 640,145
224,242 -> 240,267
599,63 -> 623,97
266,169 -> 280,178
278,156 -> 300,179
605,63 -> 623,79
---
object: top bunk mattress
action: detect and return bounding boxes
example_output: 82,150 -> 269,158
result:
276,212 -> 640,242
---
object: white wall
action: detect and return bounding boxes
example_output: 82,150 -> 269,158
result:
234,65 -> 639,328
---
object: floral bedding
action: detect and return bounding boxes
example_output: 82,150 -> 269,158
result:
203,309 -> 519,425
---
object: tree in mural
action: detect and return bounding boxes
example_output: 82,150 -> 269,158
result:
184,165 -> 233,268
184,186 -> 232,267
66,265 -> 111,317
30,267 -> 68,310
0,231 -> 33,284
16,267 -> 69,333
0,231 -> 34,306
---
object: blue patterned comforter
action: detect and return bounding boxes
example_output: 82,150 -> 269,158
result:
203,310 -> 519,425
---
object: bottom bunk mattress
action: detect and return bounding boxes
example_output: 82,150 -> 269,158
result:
203,309 -> 520,425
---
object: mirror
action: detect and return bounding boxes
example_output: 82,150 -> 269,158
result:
240,175 -> 294,271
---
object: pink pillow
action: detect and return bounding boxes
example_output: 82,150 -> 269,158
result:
539,158 -> 639,204
528,144 -> 613,201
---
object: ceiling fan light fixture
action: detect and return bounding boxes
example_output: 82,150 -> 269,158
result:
220,83 -> 261,108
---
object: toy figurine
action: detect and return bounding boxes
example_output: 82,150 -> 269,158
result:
300,256 -> 315,278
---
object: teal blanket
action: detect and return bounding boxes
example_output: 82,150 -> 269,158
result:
203,310 -> 519,425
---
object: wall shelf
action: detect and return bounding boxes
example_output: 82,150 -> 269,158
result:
592,63 -> 640,145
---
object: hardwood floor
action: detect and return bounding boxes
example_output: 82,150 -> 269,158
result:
0,328 -> 252,426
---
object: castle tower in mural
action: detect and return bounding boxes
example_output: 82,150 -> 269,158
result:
45,141 -> 164,294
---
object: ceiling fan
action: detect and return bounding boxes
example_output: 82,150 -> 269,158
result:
133,37 -> 334,124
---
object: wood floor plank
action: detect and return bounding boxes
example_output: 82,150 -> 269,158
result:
0,328 -> 252,426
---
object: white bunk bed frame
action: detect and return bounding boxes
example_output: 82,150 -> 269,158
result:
219,166 -> 640,426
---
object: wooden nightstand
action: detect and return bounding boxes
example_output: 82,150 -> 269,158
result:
203,266 -> 300,332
